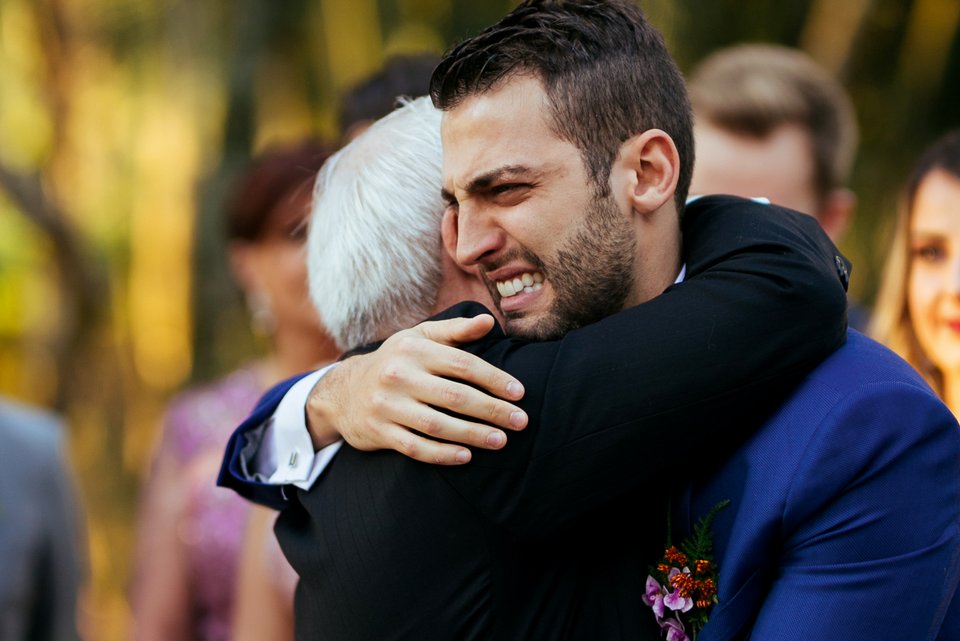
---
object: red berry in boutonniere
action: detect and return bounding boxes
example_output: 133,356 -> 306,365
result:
642,500 -> 730,641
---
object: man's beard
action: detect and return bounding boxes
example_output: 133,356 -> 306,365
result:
483,189 -> 637,340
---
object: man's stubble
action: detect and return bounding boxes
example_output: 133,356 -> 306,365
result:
482,188 -> 637,341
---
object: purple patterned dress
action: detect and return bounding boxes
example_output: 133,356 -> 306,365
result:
133,368 -> 263,641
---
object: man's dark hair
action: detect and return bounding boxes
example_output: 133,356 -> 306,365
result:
430,0 -> 693,209
339,53 -> 440,137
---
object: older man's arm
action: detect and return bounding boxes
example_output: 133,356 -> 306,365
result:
307,314 -> 527,462
224,197 -> 847,506
217,317 -> 529,507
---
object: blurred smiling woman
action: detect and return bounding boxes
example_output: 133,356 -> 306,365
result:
872,130 -> 960,415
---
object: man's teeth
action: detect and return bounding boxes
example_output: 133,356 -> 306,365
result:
496,272 -> 545,298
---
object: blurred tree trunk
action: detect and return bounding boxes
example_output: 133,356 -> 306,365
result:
0,0 -> 106,413
190,0 -> 262,383
800,0 -> 875,77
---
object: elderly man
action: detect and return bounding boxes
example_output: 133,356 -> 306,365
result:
221,2 -> 959,639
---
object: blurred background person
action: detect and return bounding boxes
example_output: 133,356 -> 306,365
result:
871,130 -> 960,416
337,53 -> 439,142
687,43 -> 865,327
231,504 -> 297,641
0,396 -> 85,641
688,44 -> 858,241
129,141 -> 339,641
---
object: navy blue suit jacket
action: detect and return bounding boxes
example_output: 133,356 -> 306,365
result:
676,331 -> 960,641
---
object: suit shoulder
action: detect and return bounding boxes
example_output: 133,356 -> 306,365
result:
683,194 -> 799,221
779,331 -> 959,484
0,399 -> 65,461
749,331 -> 956,482
806,330 -> 933,395
0,401 -> 64,478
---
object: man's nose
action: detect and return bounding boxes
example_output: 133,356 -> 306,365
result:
456,207 -> 505,267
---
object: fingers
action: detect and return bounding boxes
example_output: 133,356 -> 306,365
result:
387,426 -> 475,466
416,314 -> 496,346
374,345 -> 526,432
388,331 -> 525,403
340,317 -> 532,466
411,374 -> 527,433
389,395 -> 512,449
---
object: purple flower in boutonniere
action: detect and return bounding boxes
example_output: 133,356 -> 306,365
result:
643,500 -> 730,641
664,587 -> 693,613
661,618 -> 691,641
643,576 -> 666,619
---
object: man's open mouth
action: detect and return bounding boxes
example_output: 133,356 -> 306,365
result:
496,271 -> 545,298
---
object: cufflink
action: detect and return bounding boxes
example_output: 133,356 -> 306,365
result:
834,255 -> 850,288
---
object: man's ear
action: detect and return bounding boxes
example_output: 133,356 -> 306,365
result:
817,188 -> 856,243
613,129 -> 680,215
441,207 -> 459,263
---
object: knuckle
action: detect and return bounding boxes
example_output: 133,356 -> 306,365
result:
416,414 -> 441,436
394,335 -> 420,356
468,426 -> 488,446
485,400 -> 503,423
369,391 -> 390,412
439,384 -> 465,407
378,364 -> 404,386
396,435 -> 418,457
498,373 -> 517,390
361,417 -> 381,438
447,352 -> 474,378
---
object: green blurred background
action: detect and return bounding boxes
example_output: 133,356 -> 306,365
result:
0,0 -> 957,638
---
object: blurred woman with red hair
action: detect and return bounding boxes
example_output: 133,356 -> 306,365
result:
130,142 -> 339,641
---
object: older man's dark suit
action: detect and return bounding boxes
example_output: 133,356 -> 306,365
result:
220,197 -> 850,640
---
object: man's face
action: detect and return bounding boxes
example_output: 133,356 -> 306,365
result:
691,120 -> 820,216
440,76 -> 637,340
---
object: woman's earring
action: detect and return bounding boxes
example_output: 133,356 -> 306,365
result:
247,289 -> 275,336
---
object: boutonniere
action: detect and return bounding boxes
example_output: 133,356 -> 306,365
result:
643,500 -> 730,641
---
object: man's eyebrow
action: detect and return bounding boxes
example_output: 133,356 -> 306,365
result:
464,165 -> 536,193
442,165 -> 541,206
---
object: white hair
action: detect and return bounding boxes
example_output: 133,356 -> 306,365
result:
307,96 -> 445,350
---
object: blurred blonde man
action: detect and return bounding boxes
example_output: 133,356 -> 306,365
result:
688,44 -> 858,243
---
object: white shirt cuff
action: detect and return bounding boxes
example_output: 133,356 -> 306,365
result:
257,364 -> 343,490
